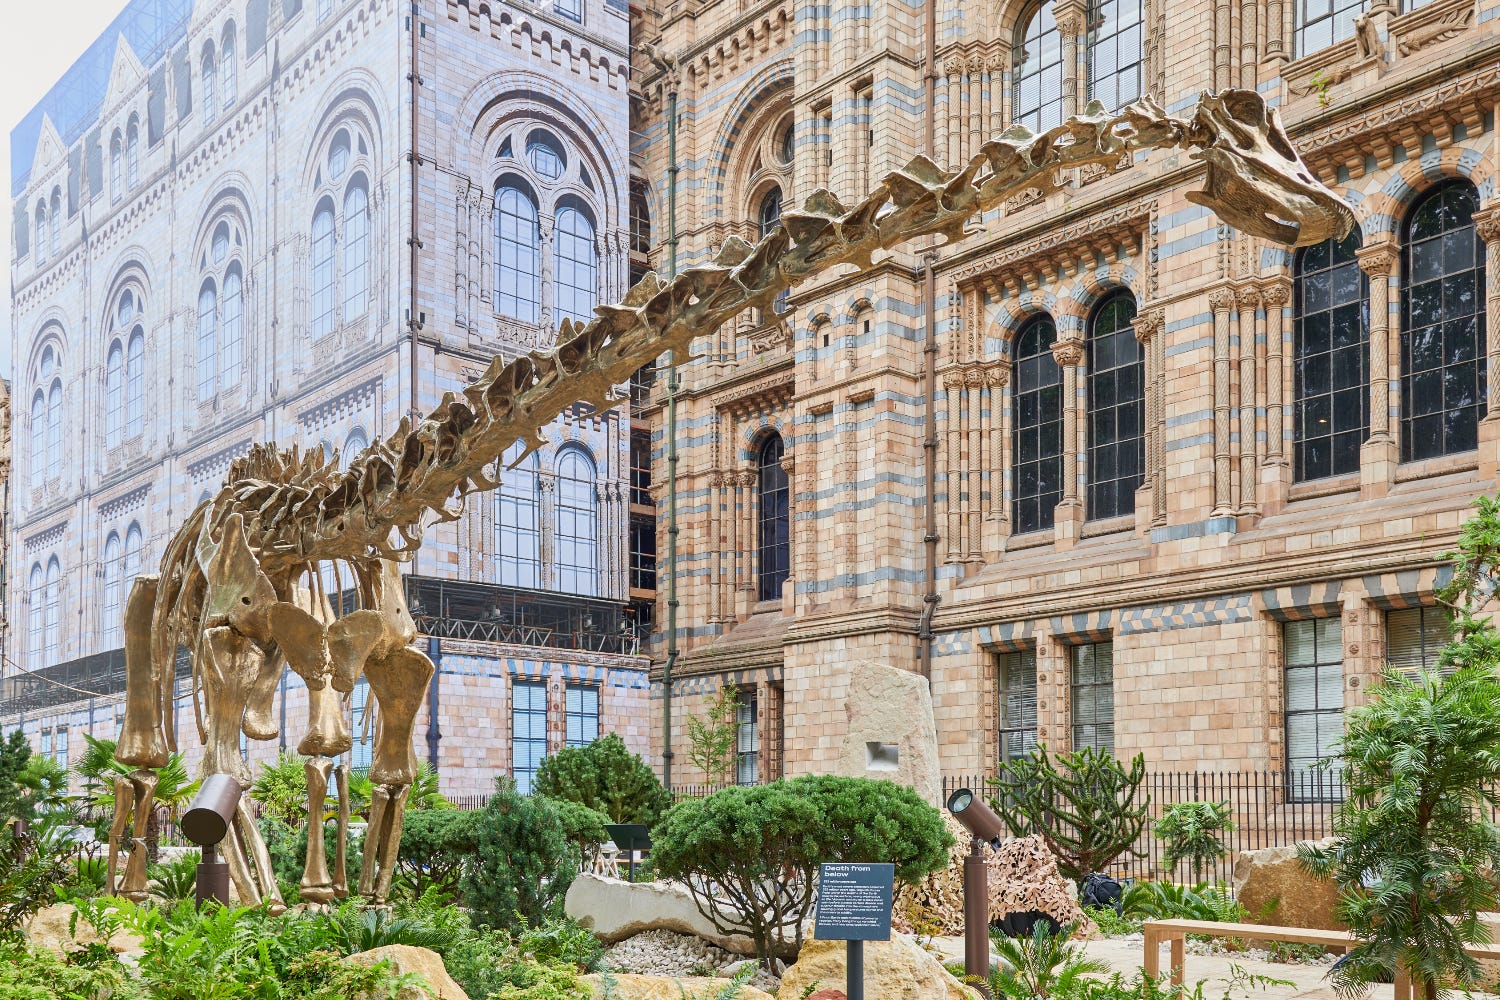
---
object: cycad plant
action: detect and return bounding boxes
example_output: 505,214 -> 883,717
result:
1302,495 -> 1500,1000
989,922 -> 1108,1000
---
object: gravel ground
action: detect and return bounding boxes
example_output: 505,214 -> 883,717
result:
602,930 -> 782,994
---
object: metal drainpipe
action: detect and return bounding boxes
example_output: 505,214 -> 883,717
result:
427,636 -> 443,769
662,81 -> 680,788
918,0 -> 941,684
407,2 -> 424,428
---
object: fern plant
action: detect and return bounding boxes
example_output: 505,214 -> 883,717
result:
1155,801 -> 1234,880
148,852 -> 200,901
989,922 -> 1109,1000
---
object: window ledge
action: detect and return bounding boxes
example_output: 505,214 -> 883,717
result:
1288,472 -> 1360,503
1394,451 -> 1478,484
1081,514 -> 1135,539
1005,528 -> 1055,552
751,599 -> 781,615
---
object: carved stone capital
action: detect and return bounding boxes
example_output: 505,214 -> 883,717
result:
738,469 -> 758,488
1260,281 -> 1292,306
1235,286 -> 1260,310
963,368 -> 987,388
1050,338 -> 1085,368
942,370 -> 965,389
1356,242 -> 1399,277
1474,207 -> 1500,247
1132,308 -> 1165,344
989,362 -> 1013,388
539,477 -> 556,494
1207,288 -> 1237,312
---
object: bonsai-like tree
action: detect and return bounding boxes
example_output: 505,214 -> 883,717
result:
533,733 -> 671,825
1155,800 -> 1234,881
685,685 -> 740,789
1302,495 -> 1500,1000
988,744 -> 1149,885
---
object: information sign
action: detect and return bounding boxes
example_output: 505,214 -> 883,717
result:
814,863 -> 894,941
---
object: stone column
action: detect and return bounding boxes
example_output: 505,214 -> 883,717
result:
738,469 -> 759,614
1209,288 -> 1236,516
1213,0 -> 1233,90
1474,209 -> 1500,480
708,472 -> 724,624
945,56 -> 963,171
1051,337 -> 1086,548
728,468 -> 744,615
778,450 -> 796,615
1054,2 -> 1086,119
944,370 -> 963,562
1264,0 -> 1287,61
1260,281 -> 1292,513
538,215 -> 555,332
538,477 -> 557,591
1239,0 -> 1258,89
1132,309 -> 1163,535
1357,241 -> 1400,496
986,362 -> 1012,553
967,55 -> 984,160
1237,287 -> 1260,515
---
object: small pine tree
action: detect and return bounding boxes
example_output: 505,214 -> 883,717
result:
685,685 -> 740,789
462,777 -> 575,931
988,744 -> 1149,885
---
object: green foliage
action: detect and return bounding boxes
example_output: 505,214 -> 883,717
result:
1120,880 -> 1245,924
685,685 -> 740,788
331,903 -> 451,953
988,921 -> 1110,1000
988,744 -> 1150,885
546,797 -> 611,864
251,752 -> 313,825
462,778 -> 577,932
1155,801 -> 1235,879
259,816 -> 364,904
0,731 -> 37,826
0,815 -> 82,940
486,957 -> 592,1000
16,754 -> 72,821
1050,964 -> 1293,1000
0,939 -> 146,1000
1084,904 -> 1142,937
518,916 -> 605,972
148,852 -> 201,901
534,733 -> 672,825
651,774 -> 953,965
396,807 -> 479,901
55,855 -> 109,903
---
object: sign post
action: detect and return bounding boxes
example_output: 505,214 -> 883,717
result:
813,863 -> 894,1000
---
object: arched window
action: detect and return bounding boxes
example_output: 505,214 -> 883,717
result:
221,266 -> 243,390
126,116 -> 140,186
1402,181 -> 1485,462
1294,230 -> 1367,481
1087,291 -> 1143,519
106,341 -> 125,448
758,187 -> 782,239
124,523 -> 142,582
779,121 -> 796,165
197,281 -> 218,400
27,564 -> 44,670
329,130 -> 350,183
49,189 -> 61,257
342,428 -> 368,470
630,182 -> 651,254
201,45 -> 217,125
43,557 -> 60,666
102,533 -> 123,647
34,203 -> 46,265
756,433 -> 790,602
495,183 -> 540,323
32,344 -> 62,485
312,198 -> 336,337
47,381 -> 62,480
110,132 -> 123,202
1013,2 -> 1064,133
556,448 -> 599,596
30,391 -> 44,489
1087,0 -> 1143,112
343,178 -> 369,319
527,134 -> 565,180
554,201 -> 597,327
497,442 -> 541,588
1013,314 -> 1063,533
1296,0 -> 1365,56
221,24 -> 237,108
126,328 -> 145,436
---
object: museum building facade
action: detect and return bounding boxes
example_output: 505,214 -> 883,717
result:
4,0 -> 651,796
632,0 -> 1500,789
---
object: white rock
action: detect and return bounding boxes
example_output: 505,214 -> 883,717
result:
566,874 -> 760,956
835,660 -> 942,806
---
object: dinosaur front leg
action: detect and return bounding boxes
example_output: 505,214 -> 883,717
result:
333,763 -> 350,898
365,783 -> 410,905
235,799 -> 285,914
300,758 -> 336,904
106,776 -> 132,897
118,771 -> 157,903
359,644 -> 434,905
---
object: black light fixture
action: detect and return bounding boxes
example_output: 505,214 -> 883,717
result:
947,787 -> 1001,998
181,774 -> 242,907
947,787 -> 1006,849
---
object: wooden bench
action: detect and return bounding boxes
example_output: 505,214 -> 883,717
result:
1143,919 -> 1500,996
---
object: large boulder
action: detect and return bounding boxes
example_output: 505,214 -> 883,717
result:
836,660 -> 942,805
345,944 -> 468,1000
582,974 -> 775,1000
1232,838 -> 1343,930
566,873 -> 758,956
25,901 -> 143,957
777,934 -> 979,1000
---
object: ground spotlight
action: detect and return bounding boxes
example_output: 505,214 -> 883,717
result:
946,787 -> 1005,849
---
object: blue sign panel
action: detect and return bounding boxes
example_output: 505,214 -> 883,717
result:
813,863 -> 894,942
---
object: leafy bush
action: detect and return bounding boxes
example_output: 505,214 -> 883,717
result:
534,733 -> 671,825
518,916 -> 605,972
148,852 -> 200,901
1084,904 -> 1142,937
0,939 -> 145,1000
0,815 -> 82,939
462,778 -> 577,932
546,797 -> 611,864
651,774 -> 953,964
1156,801 -> 1234,879
397,808 -> 479,901
988,921 -> 1109,1000
989,744 -> 1149,885
331,903 -> 451,953
1120,881 -> 1245,924
252,752 -> 314,825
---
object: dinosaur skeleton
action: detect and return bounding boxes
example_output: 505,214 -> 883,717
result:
110,89 -> 1352,907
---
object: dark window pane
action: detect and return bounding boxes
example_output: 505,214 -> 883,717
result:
1086,290 -> 1142,520
1014,314 -> 1063,532
1295,231 -> 1368,481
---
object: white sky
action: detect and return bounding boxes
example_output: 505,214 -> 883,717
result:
1,1 -> 132,381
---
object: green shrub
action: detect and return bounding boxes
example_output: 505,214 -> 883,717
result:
545,797 -> 611,864
988,922 -> 1109,1000
1084,904 -> 1142,937
533,733 -> 671,825
397,808 -> 479,901
1155,801 -> 1234,880
1120,880 -> 1245,924
518,916 -> 605,972
462,778 -> 577,932
651,774 -> 953,965
148,852 -> 200,901
0,815 -> 81,939
0,939 -> 145,1000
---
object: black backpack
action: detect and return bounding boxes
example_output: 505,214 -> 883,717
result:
1080,872 -> 1124,913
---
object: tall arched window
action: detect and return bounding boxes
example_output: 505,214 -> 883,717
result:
1087,0 -> 1143,111
110,132 -> 123,202
126,329 -> 145,435
556,448 -> 599,596
43,557 -> 61,666
1296,0 -> 1365,56
1402,180 -> 1485,462
126,116 -> 140,186
221,24 -> 237,108
102,533 -> 123,647
1294,230 -> 1367,481
124,523 -> 142,583
47,381 -> 62,480
312,198 -> 335,337
497,443 -> 541,588
106,342 -> 125,448
34,203 -> 46,265
1013,2 -> 1063,133
27,564 -> 44,670
197,281 -> 218,400
343,178 -> 369,319
756,433 -> 790,601
201,45 -> 217,125
758,187 -> 782,238
1013,314 -> 1063,533
49,189 -> 61,257
342,428 -> 368,470
30,392 -> 44,489
32,344 -> 63,484
495,184 -> 541,323
221,266 -> 243,390
554,200 -> 598,327
1087,290 -> 1143,520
